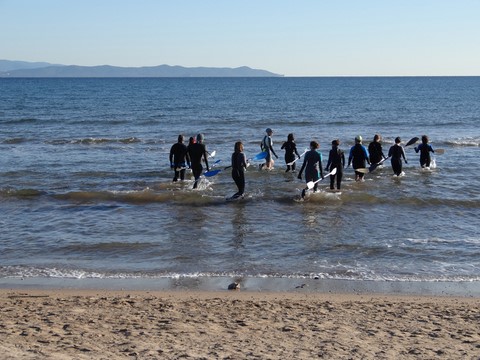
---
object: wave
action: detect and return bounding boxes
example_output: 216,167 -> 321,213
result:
1,117 -> 39,124
2,185 -> 480,208
0,186 -> 232,204
52,188 -> 223,205
53,190 -> 168,204
2,137 -> 29,144
382,136 -> 479,148
445,136 -> 480,147
405,237 -> 480,246
47,137 -> 142,145
0,188 -> 46,198
69,118 -> 131,126
2,137 -> 145,146
4,134 -> 478,150
60,241 -> 155,255
2,266 -> 480,283
304,191 -> 480,209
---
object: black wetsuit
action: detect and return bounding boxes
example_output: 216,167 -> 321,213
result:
169,142 -> 190,181
368,141 -> 385,165
388,144 -> 407,176
281,141 -> 300,172
415,143 -> 434,168
348,144 -> 370,179
187,143 -> 209,189
231,151 -> 247,198
298,150 -> 323,192
325,146 -> 345,190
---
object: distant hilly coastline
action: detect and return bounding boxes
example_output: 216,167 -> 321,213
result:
0,60 -> 282,78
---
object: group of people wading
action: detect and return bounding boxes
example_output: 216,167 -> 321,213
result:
170,129 -> 436,200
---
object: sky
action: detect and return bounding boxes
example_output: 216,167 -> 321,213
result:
1,0 -> 479,76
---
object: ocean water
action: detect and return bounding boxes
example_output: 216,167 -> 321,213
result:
0,77 -> 479,289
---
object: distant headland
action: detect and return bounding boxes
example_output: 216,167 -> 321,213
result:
0,60 -> 283,78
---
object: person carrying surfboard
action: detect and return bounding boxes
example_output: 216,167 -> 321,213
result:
348,135 -> 370,181
281,133 -> 301,172
229,141 -> 248,200
414,135 -> 435,168
187,133 -> 210,189
298,141 -> 324,198
388,137 -> 408,176
259,128 -> 278,170
325,139 -> 345,191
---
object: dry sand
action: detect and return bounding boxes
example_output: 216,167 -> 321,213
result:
1,289 -> 479,359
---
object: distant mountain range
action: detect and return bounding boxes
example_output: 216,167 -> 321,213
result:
0,60 -> 282,77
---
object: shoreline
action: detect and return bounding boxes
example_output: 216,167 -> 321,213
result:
1,287 -> 479,359
2,276 -> 480,297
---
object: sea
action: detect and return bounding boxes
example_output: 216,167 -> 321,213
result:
1,77 -> 479,295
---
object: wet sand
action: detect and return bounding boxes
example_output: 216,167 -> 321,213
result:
1,288 -> 479,359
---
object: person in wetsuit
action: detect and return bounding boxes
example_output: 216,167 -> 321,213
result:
388,137 -> 408,176
230,141 -> 248,199
414,135 -> 435,168
187,133 -> 210,189
298,141 -> 324,197
169,135 -> 190,182
325,139 -> 345,191
281,133 -> 301,172
260,128 -> 278,170
368,134 -> 386,165
348,135 -> 370,181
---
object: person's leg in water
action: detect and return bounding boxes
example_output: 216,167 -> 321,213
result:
336,170 -> 343,190
192,165 -> 202,189
285,153 -> 295,173
392,158 -> 402,176
420,155 -> 430,168
172,165 -> 181,182
263,152 -> 273,170
232,170 -> 245,198
330,173 -> 335,190
355,170 -> 365,182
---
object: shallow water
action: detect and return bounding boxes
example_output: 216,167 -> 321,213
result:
1,77 -> 479,285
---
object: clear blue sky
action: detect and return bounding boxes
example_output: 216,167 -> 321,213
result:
1,0 -> 479,76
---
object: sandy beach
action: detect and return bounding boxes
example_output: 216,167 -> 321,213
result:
1,289 -> 479,359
